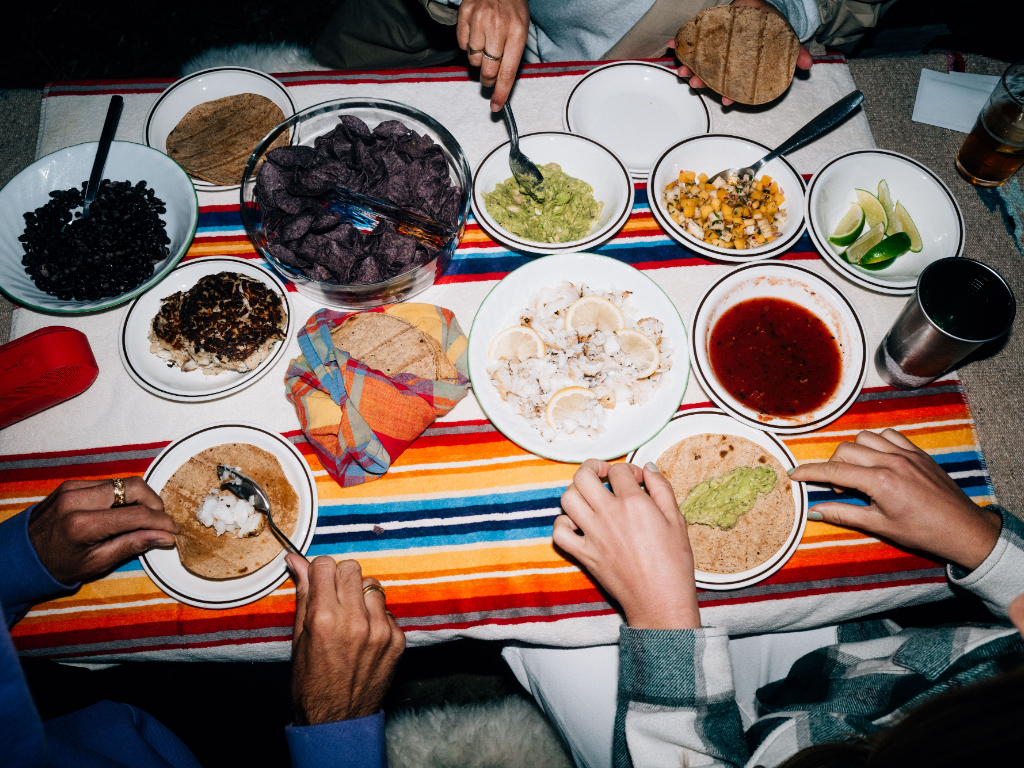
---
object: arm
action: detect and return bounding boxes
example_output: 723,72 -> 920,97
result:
285,555 -> 405,768
555,461 -> 746,767
0,509 -> 76,627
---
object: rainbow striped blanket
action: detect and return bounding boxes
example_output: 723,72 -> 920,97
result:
0,59 -> 994,661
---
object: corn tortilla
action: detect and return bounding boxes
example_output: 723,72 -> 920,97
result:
330,312 -> 458,381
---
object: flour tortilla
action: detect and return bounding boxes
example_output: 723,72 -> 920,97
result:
161,443 -> 300,579
674,6 -> 800,105
657,433 -> 795,573
330,312 -> 458,381
166,93 -> 288,186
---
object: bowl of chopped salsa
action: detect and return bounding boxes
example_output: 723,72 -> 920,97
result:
471,131 -> 634,255
688,262 -> 868,434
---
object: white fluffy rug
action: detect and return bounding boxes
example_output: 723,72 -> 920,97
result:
386,696 -> 574,768
180,42 -> 329,76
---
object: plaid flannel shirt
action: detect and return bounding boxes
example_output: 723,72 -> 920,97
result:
614,506 -> 1024,768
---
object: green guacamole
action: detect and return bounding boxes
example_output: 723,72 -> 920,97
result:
483,162 -> 604,244
680,466 -> 777,530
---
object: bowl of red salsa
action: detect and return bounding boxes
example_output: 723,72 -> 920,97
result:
689,262 -> 868,434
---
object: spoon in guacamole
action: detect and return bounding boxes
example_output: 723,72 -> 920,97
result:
500,102 -> 545,193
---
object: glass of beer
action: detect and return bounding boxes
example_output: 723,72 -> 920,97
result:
956,61 -> 1024,187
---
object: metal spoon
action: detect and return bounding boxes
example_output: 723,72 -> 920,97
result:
708,90 -> 864,184
500,101 -> 545,192
218,465 -> 307,560
81,95 -> 124,219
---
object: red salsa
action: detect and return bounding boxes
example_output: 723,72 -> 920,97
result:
709,298 -> 842,417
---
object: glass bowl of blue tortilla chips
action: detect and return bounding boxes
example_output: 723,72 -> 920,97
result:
241,98 -> 471,309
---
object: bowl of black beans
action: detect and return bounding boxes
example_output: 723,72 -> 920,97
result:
0,141 -> 198,313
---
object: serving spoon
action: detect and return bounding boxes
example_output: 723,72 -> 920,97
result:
500,101 -> 545,193
81,95 -> 124,219
708,90 -> 864,184
218,465 -> 307,561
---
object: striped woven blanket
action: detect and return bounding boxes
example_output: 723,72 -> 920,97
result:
0,58 -> 994,661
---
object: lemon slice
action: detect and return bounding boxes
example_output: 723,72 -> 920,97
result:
894,202 -> 922,252
855,189 -> 888,233
615,329 -> 660,378
877,180 -> 900,235
564,295 -> 624,333
828,204 -> 865,248
845,222 -> 885,265
545,386 -> 597,429
488,326 -> 545,361
860,232 -> 911,265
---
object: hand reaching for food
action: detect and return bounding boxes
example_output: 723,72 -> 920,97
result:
457,0 -> 531,111
288,555 -> 406,725
554,460 -> 701,630
670,0 -> 814,106
27,478 -> 178,585
789,429 -> 1002,571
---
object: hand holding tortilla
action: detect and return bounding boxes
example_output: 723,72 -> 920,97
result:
670,1 -> 813,106
555,460 -> 701,630
789,429 -> 1002,571
27,477 -> 178,585
288,555 -> 406,724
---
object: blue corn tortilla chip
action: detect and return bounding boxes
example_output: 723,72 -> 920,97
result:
267,145 -> 318,168
279,213 -> 314,241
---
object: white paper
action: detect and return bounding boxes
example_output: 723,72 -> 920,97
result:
911,68 -> 1001,133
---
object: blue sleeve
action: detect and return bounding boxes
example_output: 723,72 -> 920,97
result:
286,711 -> 387,768
0,507 -> 78,628
0,594 -> 53,767
763,0 -> 821,41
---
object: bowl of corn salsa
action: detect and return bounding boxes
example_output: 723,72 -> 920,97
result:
649,134 -> 806,263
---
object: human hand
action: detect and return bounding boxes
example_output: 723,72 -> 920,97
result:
456,0 -> 530,111
554,460 -> 700,630
790,429 -> 1002,571
288,555 -> 406,725
27,478 -> 178,585
668,0 -> 813,106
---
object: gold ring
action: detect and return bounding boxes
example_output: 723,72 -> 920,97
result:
466,45 -> 483,56
111,478 -> 127,508
482,50 -> 502,61
362,584 -> 386,601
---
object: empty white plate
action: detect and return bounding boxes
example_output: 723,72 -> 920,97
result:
140,421 -> 318,610
119,256 -> 292,402
563,61 -> 711,178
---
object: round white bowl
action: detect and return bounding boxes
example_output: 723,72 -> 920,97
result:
468,252 -> 689,463
805,149 -> 965,295
689,262 -> 867,434
472,132 -> 634,255
145,67 -> 296,193
562,61 -> 711,178
629,407 -> 808,590
649,134 -> 807,262
0,141 -> 198,314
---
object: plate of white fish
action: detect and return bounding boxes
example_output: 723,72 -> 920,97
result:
468,252 -> 689,463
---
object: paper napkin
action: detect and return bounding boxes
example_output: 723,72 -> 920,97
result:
912,69 -> 1001,133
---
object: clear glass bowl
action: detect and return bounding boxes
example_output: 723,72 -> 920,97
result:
240,98 -> 471,309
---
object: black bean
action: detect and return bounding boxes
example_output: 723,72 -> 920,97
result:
19,179 -> 172,301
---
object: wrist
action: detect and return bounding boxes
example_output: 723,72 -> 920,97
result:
946,507 -> 1002,572
625,598 -> 701,630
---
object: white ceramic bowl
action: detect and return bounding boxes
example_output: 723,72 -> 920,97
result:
805,149 -> 965,295
145,67 -> 296,193
562,61 -> 711,178
141,421 -> 318,610
468,252 -> 689,463
0,141 -> 198,314
119,256 -> 292,402
689,262 -> 867,434
629,407 -> 808,590
649,134 -> 807,262
472,132 -> 634,255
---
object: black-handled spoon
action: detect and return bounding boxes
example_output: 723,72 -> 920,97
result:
81,95 -> 124,219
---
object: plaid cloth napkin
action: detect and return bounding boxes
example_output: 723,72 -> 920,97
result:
285,303 -> 470,487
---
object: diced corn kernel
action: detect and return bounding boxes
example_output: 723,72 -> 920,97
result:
698,189 -> 710,200
754,181 -> 764,191
700,204 -> 713,219
774,193 -> 785,204
751,201 -> 761,210
722,204 -> 733,218
698,173 -> 708,183
765,234 -> 775,242
761,175 -> 772,186
716,189 -> 728,199
769,182 -> 779,194
753,213 -> 763,220
683,203 -> 696,218
734,239 -> 746,250
665,181 -> 677,191
680,170 -> 696,182
755,233 -> 766,244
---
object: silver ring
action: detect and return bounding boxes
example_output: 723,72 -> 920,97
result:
482,50 -> 502,61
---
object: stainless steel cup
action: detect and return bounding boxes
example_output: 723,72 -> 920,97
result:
875,258 -> 1016,389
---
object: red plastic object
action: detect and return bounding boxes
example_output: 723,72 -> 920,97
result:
0,327 -> 99,430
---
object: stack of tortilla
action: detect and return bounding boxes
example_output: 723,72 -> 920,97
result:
657,433 -> 795,573
330,312 -> 459,380
161,443 -> 299,579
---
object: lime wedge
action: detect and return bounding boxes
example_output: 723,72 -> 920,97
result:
855,189 -> 888,233
894,202 -> 922,252
877,180 -> 900,235
828,204 -> 865,248
861,232 -> 912,265
844,222 -> 885,264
